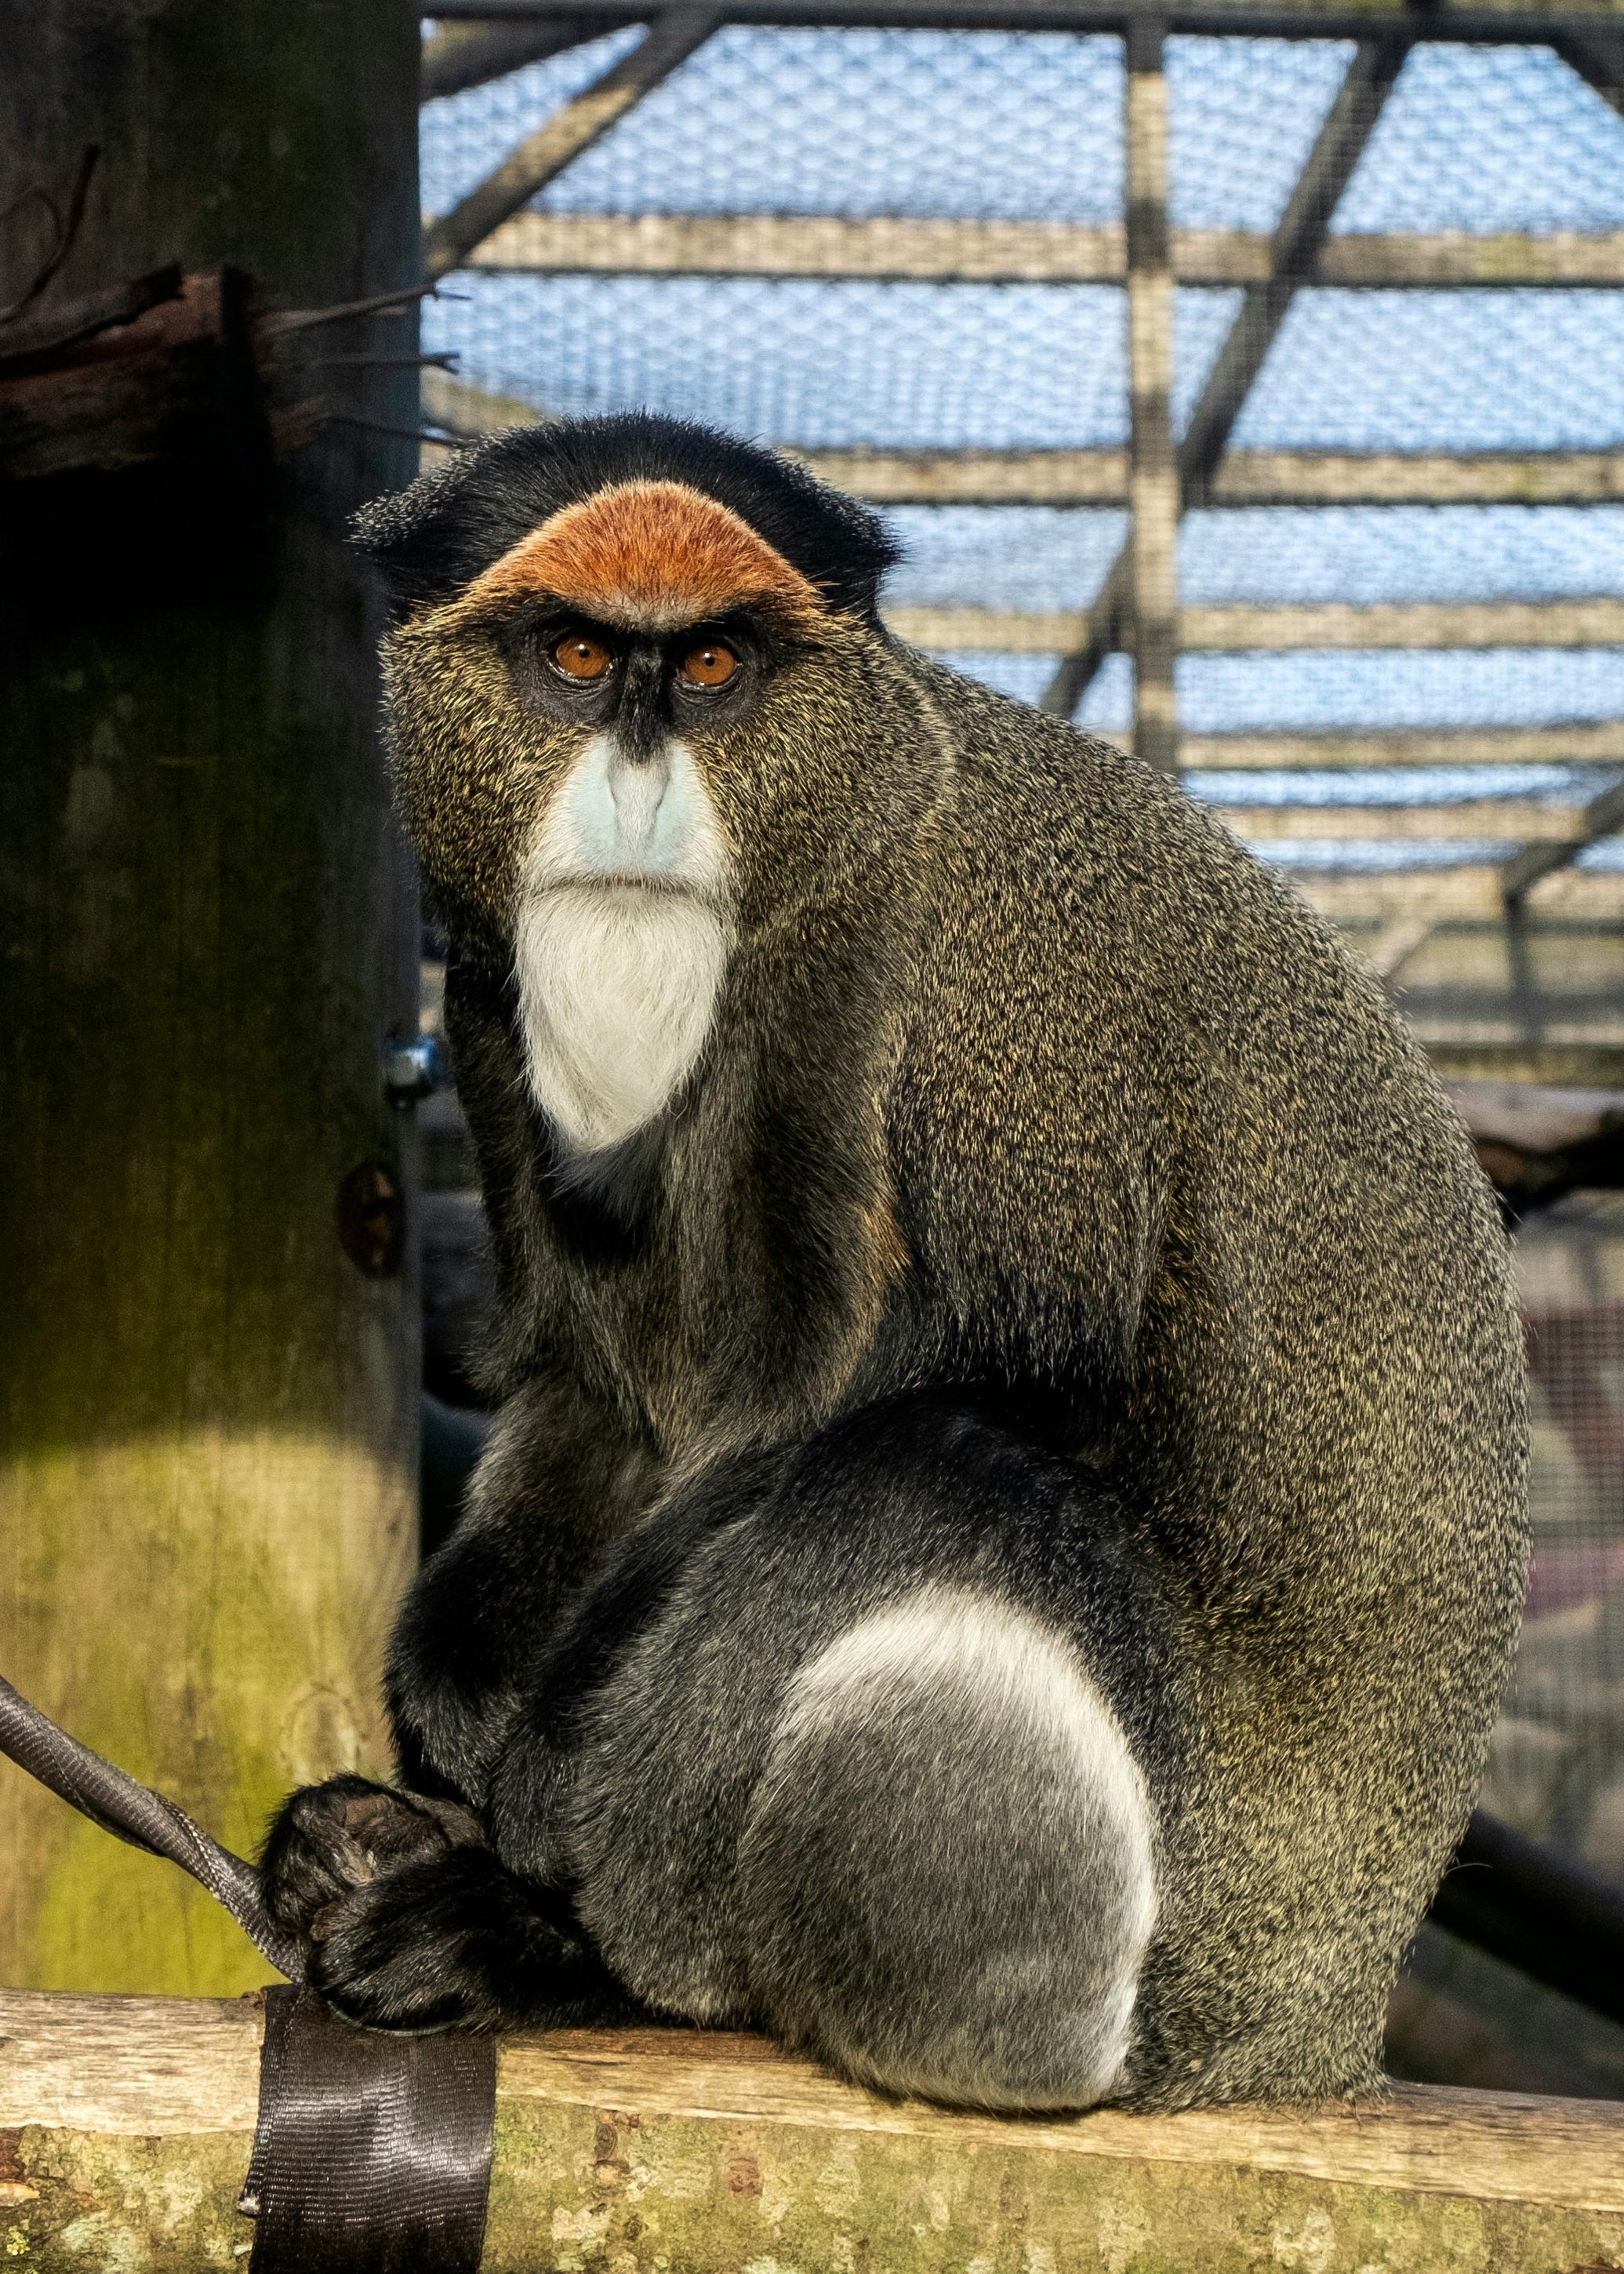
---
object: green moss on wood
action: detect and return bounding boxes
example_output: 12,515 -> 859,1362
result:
4,2103 -> 1623,2274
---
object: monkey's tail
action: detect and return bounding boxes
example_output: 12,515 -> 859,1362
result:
0,1671 -> 304,1981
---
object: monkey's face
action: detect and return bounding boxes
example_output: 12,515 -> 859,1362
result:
379,475 -> 929,960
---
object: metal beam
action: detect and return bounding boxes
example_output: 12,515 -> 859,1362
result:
1040,37 -> 1406,718
1551,26 -> 1624,118
467,210 -> 1624,285
1364,905 -> 1451,979
427,3 -> 1624,42
888,597 -> 1624,651
1502,776 -> 1624,900
422,9 -> 720,281
423,16 -> 620,99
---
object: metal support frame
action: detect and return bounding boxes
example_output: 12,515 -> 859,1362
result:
419,7 -> 1624,958
422,7 -> 721,280
1552,26 -> 1624,117
423,16 -> 620,100
427,2 -> 1624,40
1041,36 -> 1407,718
1503,777 -> 1624,904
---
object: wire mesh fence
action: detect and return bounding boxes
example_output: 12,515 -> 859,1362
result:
1496,1197 -> 1624,1878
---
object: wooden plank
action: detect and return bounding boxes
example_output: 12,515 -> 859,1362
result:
1200,450 -> 1624,506
1364,906 -> 1445,979
422,9 -> 721,281
1041,38 -> 1404,717
802,446 -> 1624,507
1219,799 -> 1595,842
1183,722 -> 1624,769
422,366 -> 542,434
1296,867 -> 1624,921
890,597 -> 1624,651
413,382 -> 1624,507
1401,1041 -> 1619,1092
1422,1040 -> 1624,1085
1125,20 -> 1180,774
1190,599 -> 1624,650
3,1993 -> 1624,2271
467,209 -> 1624,285
1316,228 -> 1624,283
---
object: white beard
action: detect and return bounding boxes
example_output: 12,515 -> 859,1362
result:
514,735 -> 732,1156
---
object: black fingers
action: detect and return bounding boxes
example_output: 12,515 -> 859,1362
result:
258,1775 -> 485,1941
306,1844 -> 639,2034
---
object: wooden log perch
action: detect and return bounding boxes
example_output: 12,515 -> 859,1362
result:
2,1992 -> 1622,2273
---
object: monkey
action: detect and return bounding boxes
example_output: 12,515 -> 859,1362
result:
259,413 -> 1528,2112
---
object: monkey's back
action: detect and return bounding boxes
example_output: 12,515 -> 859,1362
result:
893,659 -> 1529,2106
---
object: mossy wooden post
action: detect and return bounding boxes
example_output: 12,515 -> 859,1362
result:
0,2 -> 421,1995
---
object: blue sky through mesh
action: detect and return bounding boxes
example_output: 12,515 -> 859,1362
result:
420,31 -> 1624,835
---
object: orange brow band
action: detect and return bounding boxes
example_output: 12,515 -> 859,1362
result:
460,479 -> 827,630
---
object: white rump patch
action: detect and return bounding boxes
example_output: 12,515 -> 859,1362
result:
784,1585 -> 1158,2099
517,734 -> 732,1154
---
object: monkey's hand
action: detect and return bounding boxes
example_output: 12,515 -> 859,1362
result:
259,1775 -> 486,1945
302,1842 -> 627,2034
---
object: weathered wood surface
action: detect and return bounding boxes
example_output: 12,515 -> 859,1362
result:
1414,1037 -> 1624,1087
892,597 -> 1624,652
467,209 -> 1624,284
0,0 -> 420,1997
2,1992 -> 1622,2272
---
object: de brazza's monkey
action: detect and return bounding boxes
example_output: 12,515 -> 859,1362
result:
261,415 -> 1527,2112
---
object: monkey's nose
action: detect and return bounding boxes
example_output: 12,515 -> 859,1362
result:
607,746 -> 672,856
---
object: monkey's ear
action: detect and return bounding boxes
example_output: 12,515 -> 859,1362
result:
351,454 -> 486,616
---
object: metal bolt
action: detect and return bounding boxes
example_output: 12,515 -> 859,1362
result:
383,1033 -> 448,1109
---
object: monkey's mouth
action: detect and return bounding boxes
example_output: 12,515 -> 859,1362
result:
546,869 -> 722,903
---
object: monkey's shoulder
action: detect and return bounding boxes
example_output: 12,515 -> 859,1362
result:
908,663 -> 1385,1070
890,661 -> 1491,1262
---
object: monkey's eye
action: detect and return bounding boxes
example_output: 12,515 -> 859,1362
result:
677,640 -> 739,688
550,631 -> 614,682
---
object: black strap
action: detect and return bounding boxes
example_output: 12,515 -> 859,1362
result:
243,1985 -> 495,2274
0,1671 -> 499,2270
0,1672 -> 304,1982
